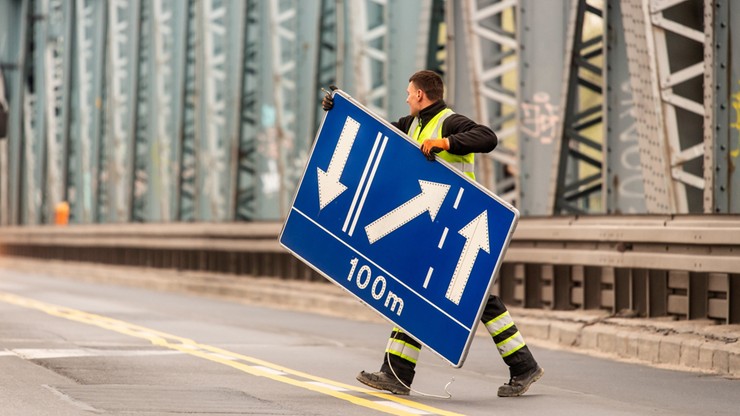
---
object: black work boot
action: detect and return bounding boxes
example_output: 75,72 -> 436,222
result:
356,371 -> 410,395
497,366 -> 544,397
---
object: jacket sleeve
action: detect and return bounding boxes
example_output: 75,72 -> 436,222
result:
442,114 -> 498,154
392,115 -> 414,135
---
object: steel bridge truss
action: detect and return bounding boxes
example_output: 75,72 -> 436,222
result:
350,0 -> 388,118
461,0 -> 518,201
550,0 -> 605,214
269,0 -> 298,216
622,0 -> 708,213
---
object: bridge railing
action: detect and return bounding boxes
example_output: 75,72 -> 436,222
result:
1,215 -> 738,324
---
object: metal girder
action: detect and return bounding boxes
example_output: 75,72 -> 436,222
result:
387,0 -> 429,118
103,0 -> 141,222
3,0 -> 29,224
621,0 -> 706,213
269,0 -> 297,216
40,0 -> 73,224
461,0 -> 518,200
136,0 -> 189,222
0,66 -> 7,226
549,0 -> 605,214
131,0 -> 150,222
179,0 -> 197,222
424,0 -> 446,75
0,0 -> 27,225
235,0 -> 260,221
313,0 -> 340,136
349,0 -> 388,118
705,0 -> 739,213
71,0 -> 107,224
23,0 -> 55,225
517,0 -> 570,216
604,0 -> 647,214
194,0 -> 246,221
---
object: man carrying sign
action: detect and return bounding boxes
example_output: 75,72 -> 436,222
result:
322,70 -> 543,397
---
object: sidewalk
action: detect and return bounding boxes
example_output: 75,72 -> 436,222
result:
1,257 -> 738,378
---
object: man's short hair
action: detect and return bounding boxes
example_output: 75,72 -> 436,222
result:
409,70 -> 444,102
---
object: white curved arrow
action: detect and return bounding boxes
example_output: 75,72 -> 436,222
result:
317,116 -> 360,209
365,180 -> 450,244
445,211 -> 490,305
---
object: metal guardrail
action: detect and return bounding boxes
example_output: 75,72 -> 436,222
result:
1,216 -> 738,323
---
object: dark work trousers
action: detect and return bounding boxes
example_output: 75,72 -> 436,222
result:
379,295 -> 538,386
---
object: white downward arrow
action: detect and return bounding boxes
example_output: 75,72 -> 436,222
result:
365,180 -> 450,244
317,116 -> 360,209
445,211 -> 490,305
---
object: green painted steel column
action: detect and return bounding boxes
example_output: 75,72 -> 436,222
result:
41,0 -> 74,223
71,0 -> 107,224
604,0 -> 646,214
517,0 -> 570,215
0,0 -> 29,225
707,0 -> 740,213
135,0 -> 189,222
193,0 -> 247,221
235,0 -> 260,221
549,0 -> 605,215
102,0 -> 141,222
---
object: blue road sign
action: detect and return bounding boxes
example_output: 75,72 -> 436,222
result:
279,91 -> 519,367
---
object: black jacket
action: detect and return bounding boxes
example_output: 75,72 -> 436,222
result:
391,100 -> 498,155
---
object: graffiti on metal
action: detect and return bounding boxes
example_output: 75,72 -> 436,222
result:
520,92 -> 560,145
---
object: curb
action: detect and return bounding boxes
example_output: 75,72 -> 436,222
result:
2,257 -> 738,378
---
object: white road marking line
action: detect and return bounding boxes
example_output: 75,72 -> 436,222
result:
349,135 -> 388,237
343,132 -> 382,233
373,400 -> 432,415
251,365 -> 288,376
305,381 -> 349,391
438,227 -> 449,249
11,348 -> 182,360
453,187 -> 464,209
423,267 -> 434,289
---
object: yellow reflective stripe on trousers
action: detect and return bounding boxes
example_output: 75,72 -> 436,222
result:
386,338 -> 421,364
496,331 -> 526,358
484,311 -> 514,337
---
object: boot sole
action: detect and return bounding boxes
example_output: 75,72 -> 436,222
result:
498,367 -> 544,397
356,374 -> 410,395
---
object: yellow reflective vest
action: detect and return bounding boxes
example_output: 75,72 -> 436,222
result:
407,108 -> 476,180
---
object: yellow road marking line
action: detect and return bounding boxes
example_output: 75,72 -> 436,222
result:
0,291 -> 464,416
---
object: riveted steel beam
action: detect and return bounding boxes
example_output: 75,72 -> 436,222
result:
604,0 -> 647,214
705,0 -> 740,213
621,0 -> 706,213
517,0 -> 570,215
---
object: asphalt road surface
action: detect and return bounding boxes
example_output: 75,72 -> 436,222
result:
1,268 -> 738,415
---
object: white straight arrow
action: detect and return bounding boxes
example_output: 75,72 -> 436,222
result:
445,211 -> 490,305
365,180 -> 450,244
317,116 -> 360,209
